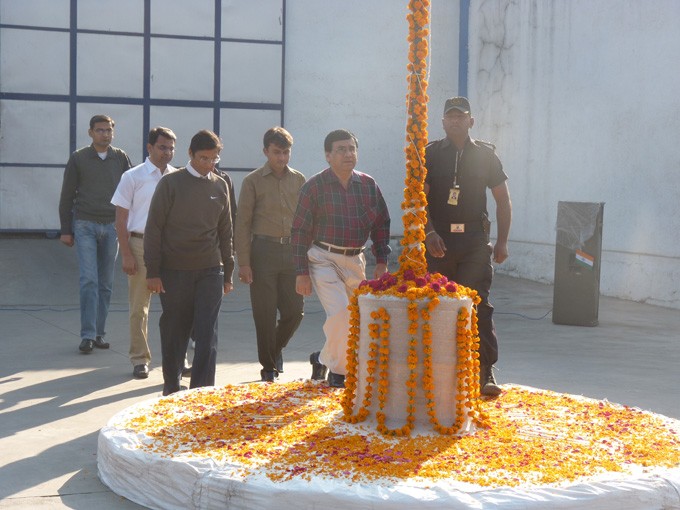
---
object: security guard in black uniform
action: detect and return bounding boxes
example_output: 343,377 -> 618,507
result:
424,97 -> 512,397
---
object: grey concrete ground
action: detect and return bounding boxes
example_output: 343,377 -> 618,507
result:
0,237 -> 678,509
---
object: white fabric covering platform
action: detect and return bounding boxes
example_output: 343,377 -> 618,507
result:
97,383 -> 680,510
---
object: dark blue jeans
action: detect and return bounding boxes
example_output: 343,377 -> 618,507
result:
426,231 -> 498,367
159,266 -> 224,394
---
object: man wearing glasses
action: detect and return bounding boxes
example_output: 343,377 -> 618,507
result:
59,114 -> 132,354
292,129 -> 391,388
144,129 -> 235,396
111,127 -> 178,379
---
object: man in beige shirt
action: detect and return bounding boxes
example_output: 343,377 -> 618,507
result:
234,127 -> 306,382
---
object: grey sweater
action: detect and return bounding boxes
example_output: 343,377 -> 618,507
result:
144,168 -> 234,283
58,145 -> 132,234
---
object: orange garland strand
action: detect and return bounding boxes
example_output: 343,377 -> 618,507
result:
398,0 -> 431,275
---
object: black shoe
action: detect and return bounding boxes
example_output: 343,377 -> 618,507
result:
181,365 -> 192,378
480,364 -> 502,397
133,364 -> 149,379
276,352 -> 284,373
260,369 -> 276,382
162,385 -> 187,396
327,371 -> 345,388
79,339 -> 94,353
309,351 -> 328,380
93,336 -> 110,349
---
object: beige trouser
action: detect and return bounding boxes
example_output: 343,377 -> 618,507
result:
308,244 -> 366,375
128,237 -> 152,366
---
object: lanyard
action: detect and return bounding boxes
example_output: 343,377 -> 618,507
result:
452,148 -> 463,188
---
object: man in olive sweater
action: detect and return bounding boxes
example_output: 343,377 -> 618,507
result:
59,114 -> 132,354
144,130 -> 234,396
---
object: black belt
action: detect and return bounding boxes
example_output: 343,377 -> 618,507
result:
253,234 -> 291,245
130,232 -> 144,239
313,240 -> 363,256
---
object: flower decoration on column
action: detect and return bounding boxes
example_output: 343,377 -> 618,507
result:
398,0 -> 431,275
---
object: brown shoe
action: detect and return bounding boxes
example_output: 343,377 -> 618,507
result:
480,365 -> 502,397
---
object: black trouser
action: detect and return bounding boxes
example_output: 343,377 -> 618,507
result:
159,266 -> 224,394
250,237 -> 304,371
426,231 -> 498,367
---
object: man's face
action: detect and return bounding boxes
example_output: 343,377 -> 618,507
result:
88,121 -> 114,150
442,109 -> 474,139
147,135 -> 175,170
263,143 -> 291,174
326,138 -> 358,173
189,148 -> 221,176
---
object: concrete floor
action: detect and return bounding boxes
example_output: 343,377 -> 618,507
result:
0,237 -> 678,509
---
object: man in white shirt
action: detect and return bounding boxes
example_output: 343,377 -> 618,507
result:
111,127 -> 177,379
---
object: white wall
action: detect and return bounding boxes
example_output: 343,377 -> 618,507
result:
4,0 -> 676,309
466,0 -> 680,309
283,0 -> 460,234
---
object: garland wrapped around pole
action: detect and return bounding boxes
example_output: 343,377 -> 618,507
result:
398,0 -> 431,275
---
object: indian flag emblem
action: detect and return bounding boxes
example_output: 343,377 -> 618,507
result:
575,249 -> 594,269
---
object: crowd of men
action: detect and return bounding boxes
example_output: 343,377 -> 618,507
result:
58,96 -> 511,397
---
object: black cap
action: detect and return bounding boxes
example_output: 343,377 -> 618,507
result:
444,96 -> 471,114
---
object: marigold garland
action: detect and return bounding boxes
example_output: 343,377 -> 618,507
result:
399,0 -> 431,275
342,0 -> 488,437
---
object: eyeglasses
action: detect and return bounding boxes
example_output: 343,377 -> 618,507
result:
197,155 -> 220,164
155,145 -> 175,153
93,128 -> 113,135
333,146 -> 357,155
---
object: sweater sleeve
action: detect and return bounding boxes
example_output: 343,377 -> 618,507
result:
58,154 -> 79,234
143,176 -> 171,278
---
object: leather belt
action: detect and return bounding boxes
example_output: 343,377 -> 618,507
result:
313,240 -> 363,256
130,232 -> 144,239
253,234 -> 291,245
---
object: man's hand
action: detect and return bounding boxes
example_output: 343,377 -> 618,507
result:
493,241 -> 509,264
424,231 -> 446,258
238,266 -> 253,284
373,263 -> 388,279
60,234 -> 74,247
223,282 -> 234,295
121,253 -> 137,276
296,275 -> 313,296
147,277 -> 164,294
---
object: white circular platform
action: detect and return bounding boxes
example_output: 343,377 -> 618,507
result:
98,381 -> 680,510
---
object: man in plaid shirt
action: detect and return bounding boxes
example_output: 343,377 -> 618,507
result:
292,129 -> 391,388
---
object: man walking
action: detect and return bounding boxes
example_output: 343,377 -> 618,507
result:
59,114 -> 132,353
292,129 -> 391,388
234,127 -> 306,382
423,97 -> 512,397
144,130 -> 234,396
111,127 -> 177,379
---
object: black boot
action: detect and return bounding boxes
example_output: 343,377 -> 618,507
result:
480,364 -> 502,396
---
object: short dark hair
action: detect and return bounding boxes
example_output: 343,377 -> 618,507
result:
89,114 -> 114,129
263,126 -> 293,149
148,126 -> 177,145
189,129 -> 223,154
324,129 -> 358,153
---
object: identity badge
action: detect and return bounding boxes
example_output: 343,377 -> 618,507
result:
447,187 -> 460,206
